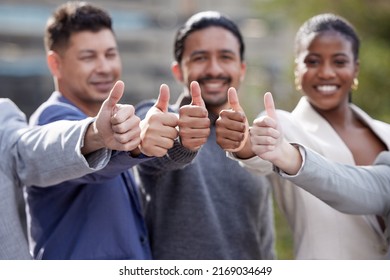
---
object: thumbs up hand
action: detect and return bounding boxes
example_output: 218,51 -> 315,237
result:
178,81 -> 210,151
250,92 -> 282,161
139,84 -> 179,157
216,87 -> 253,158
91,80 -> 141,153
250,92 -> 302,174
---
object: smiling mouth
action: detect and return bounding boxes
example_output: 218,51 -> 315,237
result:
316,85 -> 339,93
92,81 -> 114,92
198,78 -> 230,92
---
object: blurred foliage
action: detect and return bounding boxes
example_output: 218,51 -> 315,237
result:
254,0 -> 390,122
273,195 -> 294,259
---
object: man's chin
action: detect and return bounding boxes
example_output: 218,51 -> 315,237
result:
203,97 -> 228,108
93,93 -> 110,104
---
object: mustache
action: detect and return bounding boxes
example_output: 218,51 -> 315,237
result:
197,76 -> 231,84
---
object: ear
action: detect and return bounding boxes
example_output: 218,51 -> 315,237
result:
354,59 -> 360,78
293,60 -> 303,90
293,59 -> 299,79
171,61 -> 184,83
47,51 -> 62,79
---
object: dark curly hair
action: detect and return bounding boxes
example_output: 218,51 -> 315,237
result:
295,13 -> 360,61
174,11 -> 245,64
44,1 -> 113,53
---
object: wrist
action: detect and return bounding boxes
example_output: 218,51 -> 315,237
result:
234,137 -> 255,159
81,121 -> 105,155
274,140 -> 302,175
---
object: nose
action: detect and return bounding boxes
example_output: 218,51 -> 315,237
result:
317,61 -> 336,79
95,56 -> 111,73
205,57 -> 224,76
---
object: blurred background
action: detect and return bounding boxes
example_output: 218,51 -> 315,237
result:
1,0 -> 389,259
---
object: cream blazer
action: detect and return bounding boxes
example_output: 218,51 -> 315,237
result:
236,97 -> 390,259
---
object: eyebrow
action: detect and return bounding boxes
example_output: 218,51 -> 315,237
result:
190,49 -> 237,57
306,52 -> 350,58
78,47 -> 118,54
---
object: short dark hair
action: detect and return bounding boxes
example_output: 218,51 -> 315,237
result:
174,11 -> 245,63
295,13 -> 360,60
44,1 -> 113,53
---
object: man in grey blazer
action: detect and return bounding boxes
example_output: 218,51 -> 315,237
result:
0,80 -> 139,259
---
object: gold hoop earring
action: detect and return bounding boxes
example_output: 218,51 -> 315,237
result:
295,78 -> 302,91
352,78 -> 359,91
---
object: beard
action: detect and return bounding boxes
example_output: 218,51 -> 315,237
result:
203,93 -> 228,108
196,75 -> 231,108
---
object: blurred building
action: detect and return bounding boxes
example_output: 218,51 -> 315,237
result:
0,0 -> 294,119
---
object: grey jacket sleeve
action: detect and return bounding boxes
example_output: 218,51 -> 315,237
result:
14,118 -> 111,187
278,146 -> 390,216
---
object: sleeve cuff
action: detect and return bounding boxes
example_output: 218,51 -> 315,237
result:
275,143 -> 307,178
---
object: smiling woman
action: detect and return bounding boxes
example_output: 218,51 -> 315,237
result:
272,13 -> 390,259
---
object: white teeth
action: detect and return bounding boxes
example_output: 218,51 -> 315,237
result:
317,85 -> 337,92
205,82 -> 223,89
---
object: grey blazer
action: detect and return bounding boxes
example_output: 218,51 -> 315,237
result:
279,146 -> 390,245
0,99 -> 110,259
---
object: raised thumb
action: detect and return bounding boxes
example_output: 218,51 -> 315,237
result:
155,84 -> 170,112
226,87 -> 249,153
264,92 -> 278,121
190,81 -> 205,107
228,87 -> 243,112
104,80 -> 124,109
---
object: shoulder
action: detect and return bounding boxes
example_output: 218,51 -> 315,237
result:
30,94 -> 85,125
0,99 -> 25,122
0,99 -> 28,148
350,104 -> 390,138
350,103 -> 389,129
0,99 -> 27,130
135,99 -> 156,111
